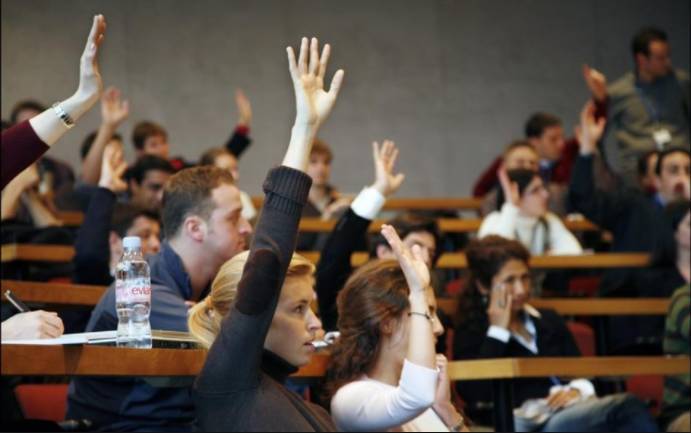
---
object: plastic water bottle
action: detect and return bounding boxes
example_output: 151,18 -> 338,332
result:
115,236 -> 152,348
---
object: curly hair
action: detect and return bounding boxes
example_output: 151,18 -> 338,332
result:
455,236 -> 530,333
325,259 -> 410,401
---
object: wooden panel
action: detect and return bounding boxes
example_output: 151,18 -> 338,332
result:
510,356 -> 690,379
1,280 -> 106,307
254,197 -> 484,211
1,244 -> 75,263
55,211 -> 84,226
436,298 -> 670,317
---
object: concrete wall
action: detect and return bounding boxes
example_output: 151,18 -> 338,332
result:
2,0 -> 689,195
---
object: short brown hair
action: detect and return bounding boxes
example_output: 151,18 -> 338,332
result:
132,121 -> 168,151
199,148 -> 232,167
503,139 -> 537,158
161,166 -> 235,239
311,138 -> 333,163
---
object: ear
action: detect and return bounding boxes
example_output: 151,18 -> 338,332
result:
376,244 -> 392,260
476,280 -> 490,297
379,316 -> 397,336
183,215 -> 207,243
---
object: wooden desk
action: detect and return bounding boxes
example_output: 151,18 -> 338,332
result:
2,345 -> 686,431
253,196 -> 485,211
1,244 -> 75,263
298,252 -> 651,269
1,280 -> 106,307
54,211 -> 84,226
436,298 -> 671,318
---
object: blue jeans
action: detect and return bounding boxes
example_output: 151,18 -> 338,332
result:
517,393 -> 659,432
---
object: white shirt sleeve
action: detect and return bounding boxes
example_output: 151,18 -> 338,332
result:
566,378 -> 596,399
331,359 -> 439,432
350,187 -> 386,221
478,203 -> 519,240
545,213 -> 583,255
486,325 -> 511,343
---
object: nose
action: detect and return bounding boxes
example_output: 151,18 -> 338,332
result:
240,217 -> 253,235
432,313 -> 444,337
155,189 -> 164,205
150,236 -> 161,254
514,280 -> 527,298
307,307 -> 323,334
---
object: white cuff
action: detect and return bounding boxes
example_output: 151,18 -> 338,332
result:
567,378 -> 596,399
350,187 -> 386,220
487,325 -> 510,343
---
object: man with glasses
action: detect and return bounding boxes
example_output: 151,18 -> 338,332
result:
583,27 -> 689,186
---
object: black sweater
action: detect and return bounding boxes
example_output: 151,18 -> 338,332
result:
193,166 -> 335,432
453,309 -> 581,423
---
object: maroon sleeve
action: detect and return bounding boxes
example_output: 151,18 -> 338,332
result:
472,156 -> 502,197
1,121 -> 49,190
553,137 -> 580,184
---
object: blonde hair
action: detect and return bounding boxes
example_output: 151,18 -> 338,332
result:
188,251 -> 315,349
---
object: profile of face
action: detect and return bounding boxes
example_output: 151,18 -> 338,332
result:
676,211 -> 691,252
479,258 -> 532,313
15,108 -> 42,124
202,183 -> 252,269
504,146 -> 539,172
109,216 -> 161,264
141,134 -> 170,160
214,153 -> 240,181
531,125 -> 565,162
264,275 -> 323,367
640,153 -> 659,192
306,153 -> 331,187
130,169 -> 172,211
388,286 -> 444,364
377,230 -> 437,268
519,176 -> 549,218
655,152 -> 690,203
638,41 -> 672,79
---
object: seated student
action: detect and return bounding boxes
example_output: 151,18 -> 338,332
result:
131,89 -> 253,171
73,144 -> 161,286
660,284 -> 691,432
190,36 -> 344,432
479,140 -> 539,215
479,167 -> 583,255
1,15 -> 106,191
125,155 -> 175,212
638,150 -> 660,196
67,164 -> 252,431
453,235 -> 658,431
569,100 -> 690,297
1,163 -> 62,229
199,147 -> 257,220
327,226 -> 468,431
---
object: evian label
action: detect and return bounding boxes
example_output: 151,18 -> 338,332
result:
116,277 -> 151,304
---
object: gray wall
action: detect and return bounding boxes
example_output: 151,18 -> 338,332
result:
2,0 -> 689,196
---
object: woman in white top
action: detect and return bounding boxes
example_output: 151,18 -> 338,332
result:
327,225 -> 468,432
478,167 -> 582,255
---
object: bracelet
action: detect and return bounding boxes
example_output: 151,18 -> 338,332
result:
408,311 -> 431,320
52,102 -> 75,129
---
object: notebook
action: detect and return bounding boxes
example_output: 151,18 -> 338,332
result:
2,330 -> 199,349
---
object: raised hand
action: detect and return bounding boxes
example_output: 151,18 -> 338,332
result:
582,64 -> 608,102
286,37 -> 344,128
101,87 -> 129,128
498,165 -> 520,207
13,164 -> 41,192
380,224 -> 430,294
371,140 -> 405,197
76,15 -> 107,107
235,89 -> 252,127
98,142 -> 128,193
575,100 -> 607,155
487,283 -> 512,330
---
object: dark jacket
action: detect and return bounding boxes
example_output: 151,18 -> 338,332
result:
66,243 -> 198,432
73,187 -> 117,286
194,166 -> 335,432
453,308 -> 580,424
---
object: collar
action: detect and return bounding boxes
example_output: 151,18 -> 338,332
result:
653,193 -> 667,209
160,242 -> 194,300
539,159 -> 555,169
524,304 -> 542,319
261,350 -> 299,383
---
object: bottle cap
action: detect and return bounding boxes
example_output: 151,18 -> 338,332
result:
123,236 -> 142,250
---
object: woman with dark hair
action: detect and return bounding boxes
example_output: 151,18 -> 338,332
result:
453,235 -> 658,431
478,167 -> 582,255
327,225 -> 468,431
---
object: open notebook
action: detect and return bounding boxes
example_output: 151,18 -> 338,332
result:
2,330 -> 199,349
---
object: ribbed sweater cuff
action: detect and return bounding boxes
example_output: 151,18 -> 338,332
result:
262,166 -> 312,215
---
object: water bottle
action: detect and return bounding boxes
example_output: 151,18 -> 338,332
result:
115,236 -> 152,348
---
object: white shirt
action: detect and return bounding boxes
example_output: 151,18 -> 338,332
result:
331,360 -> 446,432
479,203 -> 583,255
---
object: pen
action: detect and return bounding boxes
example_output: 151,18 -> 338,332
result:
4,290 -> 31,313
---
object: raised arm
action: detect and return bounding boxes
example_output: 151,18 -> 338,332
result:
197,37 -> 344,393
478,167 -> 521,239
1,15 -> 106,190
224,89 -> 253,158
81,87 -> 129,184
316,140 -> 405,331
